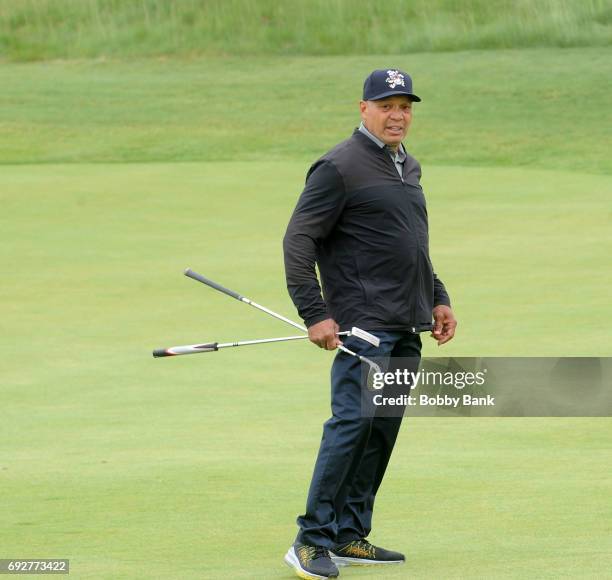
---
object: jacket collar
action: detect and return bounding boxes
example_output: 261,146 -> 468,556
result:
354,125 -> 406,160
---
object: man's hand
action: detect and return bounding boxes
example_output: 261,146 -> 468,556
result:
431,305 -> 457,346
308,318 -> 342,350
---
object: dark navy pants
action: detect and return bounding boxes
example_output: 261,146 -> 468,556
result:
296,330 -> 422,548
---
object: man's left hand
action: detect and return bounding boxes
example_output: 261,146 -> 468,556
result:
431,305 -> 457,346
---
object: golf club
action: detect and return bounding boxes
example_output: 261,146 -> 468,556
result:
183,268 -> 382,374
153,334 -> 308,358
153,328 -> 380,358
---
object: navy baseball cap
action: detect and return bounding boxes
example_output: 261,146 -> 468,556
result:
363,69 -> 421,102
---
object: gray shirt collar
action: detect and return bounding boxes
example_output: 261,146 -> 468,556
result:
358,122 -> 406,162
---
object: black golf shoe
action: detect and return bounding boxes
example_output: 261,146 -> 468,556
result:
330,538 -> 405,566
284,542 -> 339,579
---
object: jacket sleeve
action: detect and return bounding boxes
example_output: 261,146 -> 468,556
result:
283,160 -> 347,327
433,273 -> 451,308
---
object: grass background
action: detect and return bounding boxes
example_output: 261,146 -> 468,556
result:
1,2 -> 612,579
1,48 -> 611,172
1,0 -> 611,60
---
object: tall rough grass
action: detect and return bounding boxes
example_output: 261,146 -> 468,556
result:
0,0 -> 610,61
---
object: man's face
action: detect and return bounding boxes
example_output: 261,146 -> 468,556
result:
359,95 -> 413,149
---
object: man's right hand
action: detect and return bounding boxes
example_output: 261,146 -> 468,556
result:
308,318 -> 342,350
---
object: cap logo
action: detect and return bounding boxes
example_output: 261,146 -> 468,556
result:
385,70 -> 405,89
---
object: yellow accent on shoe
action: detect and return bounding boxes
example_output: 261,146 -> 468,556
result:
293,570 -> 327,580
340,541 -> 376,559
297,545 -> 317,567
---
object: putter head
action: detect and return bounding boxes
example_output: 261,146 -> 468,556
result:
360,355 -> 382,375
360,355 -> 383,391
351,327 -> 380,347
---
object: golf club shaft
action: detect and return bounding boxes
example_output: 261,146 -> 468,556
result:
154,334 -> 308,358
184,268 -> 305,332
183,268 -> 379,370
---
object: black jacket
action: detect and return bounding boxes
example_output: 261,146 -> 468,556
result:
283,129 -> 450,332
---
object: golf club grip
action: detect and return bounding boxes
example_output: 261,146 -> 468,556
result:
184,268 -> 243,301
153,348 -> 174,358
152,342 -> 219,357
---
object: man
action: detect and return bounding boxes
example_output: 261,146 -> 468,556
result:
282,68 -> 456,580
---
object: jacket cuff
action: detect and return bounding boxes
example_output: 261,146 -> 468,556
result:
305,312 -> 331,328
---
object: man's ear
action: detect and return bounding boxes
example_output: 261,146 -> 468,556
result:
359,100 -> 368,121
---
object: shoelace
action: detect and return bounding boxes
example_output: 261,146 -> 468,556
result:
344,540 -> 375,558
299,545 -> 330,563
312,546 -> 330,560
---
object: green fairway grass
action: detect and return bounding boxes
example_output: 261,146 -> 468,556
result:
2,161 -> 611,578
1,48 -> 611,173
2,48 -> 611,578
